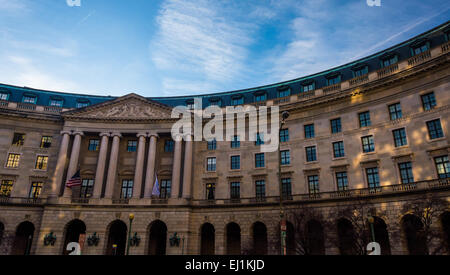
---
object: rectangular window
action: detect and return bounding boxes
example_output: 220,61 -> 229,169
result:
305,146 -> 317,162
413,44 -> 429,55
393,128 -> 408,147
280,129 -> 289,142
302,83 -> 315,92
359,111 -> 371,127
12,133 -> 25,146
231,155 -> 240,170
0,180 -> 13,197
421,92 -> 436,111
120,180 -> 133,199
381,55 -> 398,68
281,150 -> 290,165
398,162 -> 414,184
207,139 -> 217,150
435,156 -> 450,179
278,89 -> 291,98
336,172 -> 348,191
255,133 -> 264,146
389,103 -> 402,120
49,99 -> 63,107
207,157 -> 216,171
76,102 -> 89,108
29,182 -> 43,199
308,175 -> 320,195
361,136 -> 375,153
35,156 -> 48,170
209,100 -> 221,107
40,136 -> 52,148
206,183 -> 215,200
22,95 -> 37,104
427,119 -> 444,139
327,75 -> 341,86
164,140 -> 174,152
88,139 -> 100,151
255,93 -> 267,102
304,124 -> 315,139
331,118 -> 342,134
353,66 -> 368,77
230,182 -> 240,199
127,140 -> 138,152
160,179 -> 171,199
231,135 -> 240,148
80,179 -> 94,198
255,153 -> 265,168
282,178 -> 292,199
231,97 -> 244,106
255,180 -> 266,199
333,141 -> 345,158
366,167 -> 380,189
0,92 -> 9,101
6,153 -> 20,168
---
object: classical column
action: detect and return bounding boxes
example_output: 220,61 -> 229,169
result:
144,134 -> 158,198
104,133 -> 121,199
182,135 -> 193,199
93,132 -> 110,198
171,137 -> 183,198
51,131 -> 71,197
132,133 -> 147,198
63,131 -> 83,198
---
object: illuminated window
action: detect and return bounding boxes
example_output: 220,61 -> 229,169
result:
435,156 -> 450,179
206,183 -> 215,200
35,156 -> 48,170
12,133 -> 25,146
88,139 -> 100,151
29,182 -> 43,199
40,136 -> 52,148
6,153 -> 20,168
0,180 -> 13,197
80,179 -> 94,198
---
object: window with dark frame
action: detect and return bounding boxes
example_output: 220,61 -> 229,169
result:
160,179 -> 171,199
22,95 -> 37,104
12,133 -> 25,146
230,182 -> 240,200
393,128 -> 407,147
40,136 -> 52,148
326,75 -> 341,86
336,172 -> 348,191
398,162 -> 414,184
278,89 -> 290,98
389,103 -> 402,120
255,153 -> 265,168
206,183 -> 215,200
207,157 -> 216,171
0,180 -> 13,197
255,133 -> 264,145
359,111 -> 371,127
80,179 -> 94,198
412,43 -> 429,55
207,139 -> 217,150
361,136 -> 375,153
127,140 -> 138,152
427,119 -> 444,139
29,182 -> 43,199
88,139 -> 100,151
333,141 -> 345,158
282,178 -> 292,198
421,92 -> 436,111
331,118 -> 342,134
353,66 -> 368,77
255,93 -> 267,102
0,92 -> 9,101
281,150 -> 290,165
435,156 -> 450,179
35,156 -> 48,170
305,146 -> 317,162
164,140 -> 174,152
231,135 -> 240,148
120,180 -> 134,199
49,99 -> 63,107
308,175 -> 320,195
366,167 -> 380,189
302,83 -> 315,92
381,55 -> 398,67
6,153 -> 20,168
231,155 -> 240,170
304,124 -> 315,139
255,180 -> 266,199
231,97 -> 244,106
280,129 -> 289,142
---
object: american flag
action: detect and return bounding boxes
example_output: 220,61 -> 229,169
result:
66,170 -> 82,188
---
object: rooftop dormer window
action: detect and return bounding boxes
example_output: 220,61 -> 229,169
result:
301,82 -> 315,93
49,99 -> 63,107
410,40 -> 430,56
326,74 -> 341,86
277,88 -> 290,98
22,95 -> 37,104
254,92 -> 267,102
352,65 -> 368,78
231,96 -> 244,106
0,92 -> 9,101
381,55 -> 398,68
208,98 -> 221,107
76,100 -> 90,108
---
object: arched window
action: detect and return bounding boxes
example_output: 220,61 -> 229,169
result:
306,219 -> 325,255
148,220 -> 167,255
11,221 -> 34,255
200,223 -> 215,255
371,217 -> 391,255
106,220 -> 127,255
440,212 -> 450,252
337,218 -> 357,255
226,222 -> 241,255
402,214 -> 427,255
252,222 -> 267,255
63,219 -> 86,255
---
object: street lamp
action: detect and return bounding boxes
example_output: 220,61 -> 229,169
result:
279,110 -> 290,255
126,213 -> 135,255
367,215 -> 376,243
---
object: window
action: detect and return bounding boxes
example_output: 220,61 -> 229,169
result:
231,135 -> 240,148
421,92 -> 436,111
381,55 -> 398,67
278,89 -> 290,98
435,156 -> 450,179
80,179 -> 94,198
304,124 -> 315,139
331,118 -> 342,134
12,133 -> 25,146
398,162 -> 414,184
76,101 -> 90,108
35,156 -> 48,170
255,93 -> 267,102
231,155 -> 240,170
206,183 -> 215,200
40,136 -> 52,148
308,175 -> 320,195
280,129 -> 289,142
29,182 -> 43,199
326,75 -> 341,86
231,97 -> 244,106
0,92 -> 9,101
22,95 -> 37,104
255,180 -> 266,199
389,103 -> 402,120
209,99 -> 221,107
305,146 -> 317,162
255,133 -> 264,146
359,111 -> 371,127
207,157 -> 216,171
120,180 -> 133,199
282,178 -> 292,198
353,66 -> 368,77
412,43 -> 429,55
160,180 -> 171,198
0,180 -> 13,197
49,99 -> 63,107
302,83 -> 315,92
333,141 -> 345,158
427,119 -> 444,139
366,167 -> 380,189
164,140 -> 174,152
6,153 -> 20,168
255,153 -> 265,168
336,172 -> 348,191
393,128 -> 407,147
88,139 -> 100,151
230,182 -> 240,199
207,139 -> 217,150
127,140 -> 138,152
281,150 -> 290,165
361,136 -> 375,153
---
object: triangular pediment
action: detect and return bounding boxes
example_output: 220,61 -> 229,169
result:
62,93 -> 173,121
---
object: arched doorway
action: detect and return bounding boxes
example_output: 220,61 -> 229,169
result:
11,221 -> 34,255
252,222 -> 267,255
62,219 -> 86,255
402,214 -> 427,255
226,222 -> 241,255
286,221 -> 296,255
106,220 -> 127,255
306,219 -> 325,255
200,223 -> 215,255
441,212 -> 450,252
372,217 -> 391,255
148,220 -> 167,255
337,218 -> 357,255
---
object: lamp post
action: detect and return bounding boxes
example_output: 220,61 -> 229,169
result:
367,215 -> 376,243
126,213 -> 135,255
278,111 -> 290,255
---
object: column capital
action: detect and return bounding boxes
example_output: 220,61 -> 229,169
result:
60,130 -> 72,136
137,132 -> 147,138
99,132 -> 111,137
148,133 -> 159,139
110,132 -> 122,138
72,131 -> 84,136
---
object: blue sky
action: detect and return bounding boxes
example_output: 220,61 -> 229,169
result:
0,0 -> 449,97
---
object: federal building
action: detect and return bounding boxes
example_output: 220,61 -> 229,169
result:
0,22 -> 449,255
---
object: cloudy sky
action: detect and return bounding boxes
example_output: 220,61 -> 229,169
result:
0,0 -> 448,97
